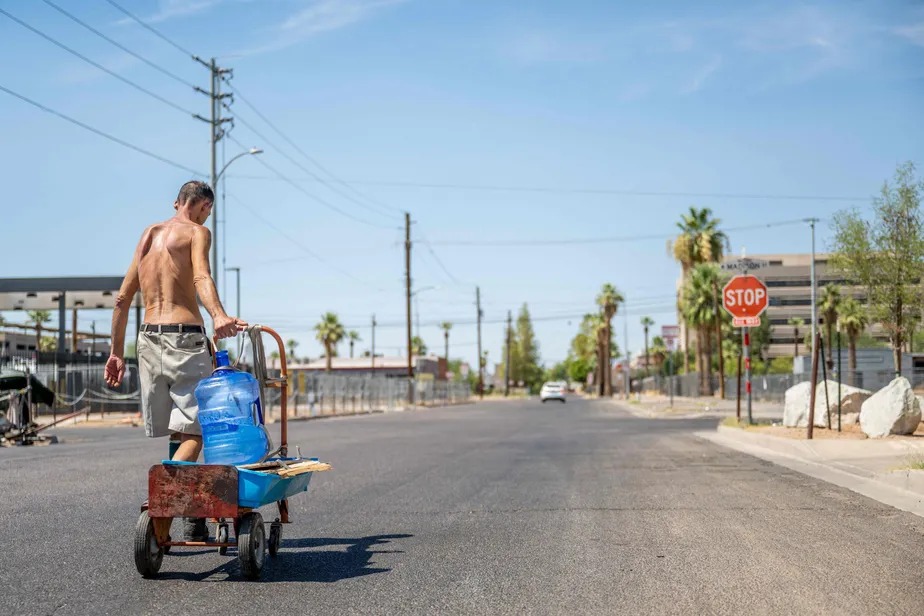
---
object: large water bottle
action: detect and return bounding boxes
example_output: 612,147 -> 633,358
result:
195,350 -> 270,465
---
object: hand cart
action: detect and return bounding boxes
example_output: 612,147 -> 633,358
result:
134,325 -> 329,580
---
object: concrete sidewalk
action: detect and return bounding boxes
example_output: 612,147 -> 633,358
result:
698,424 -> 924,518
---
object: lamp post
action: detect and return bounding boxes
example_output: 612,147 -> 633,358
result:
411,285 -> 440,341
212,147 -> 263,289
225,267 -> 241,318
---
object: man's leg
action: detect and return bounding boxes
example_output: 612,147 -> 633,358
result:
171,433 -> 202,461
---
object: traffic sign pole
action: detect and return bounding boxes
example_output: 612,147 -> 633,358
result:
744,327 -> 752,425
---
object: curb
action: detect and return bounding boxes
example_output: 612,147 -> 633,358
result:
698,426 -> 924,519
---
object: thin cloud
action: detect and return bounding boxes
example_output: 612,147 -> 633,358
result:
895,22 -> 924,47
682,55 -> 722,94
124,0 -> 222,25
237,0 -> 409,57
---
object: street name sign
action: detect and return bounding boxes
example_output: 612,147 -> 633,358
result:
722,275 -> 768,326
721,258 -> 769,272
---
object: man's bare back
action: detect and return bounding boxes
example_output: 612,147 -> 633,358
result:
137,219 -> 208,326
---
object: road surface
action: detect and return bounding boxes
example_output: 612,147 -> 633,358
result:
2,398 -> 923,615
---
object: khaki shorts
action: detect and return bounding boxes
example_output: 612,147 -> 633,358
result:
137,328 -> 213,438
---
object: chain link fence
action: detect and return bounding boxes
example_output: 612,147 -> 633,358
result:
1,354 -> 472,421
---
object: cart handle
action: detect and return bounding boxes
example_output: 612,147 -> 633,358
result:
258,325 -> 288,456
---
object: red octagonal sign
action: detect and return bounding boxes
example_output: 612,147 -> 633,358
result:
722,275 -> 769,321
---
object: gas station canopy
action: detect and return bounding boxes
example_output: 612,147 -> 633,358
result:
0,276 -> 136,311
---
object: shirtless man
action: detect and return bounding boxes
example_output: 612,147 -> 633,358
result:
105,181 -> 246,463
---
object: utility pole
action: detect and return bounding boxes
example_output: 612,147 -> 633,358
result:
405,212 -> 413,405
476,286 -> 484,399
371,314 -> 376,376
505,310 -> 512,397
90,321 -> 96,356
623,309 -> 630,399
194,56 -> 233,291
806,218 -> 819,362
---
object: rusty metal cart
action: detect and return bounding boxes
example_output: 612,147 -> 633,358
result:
134,325 -> 328,580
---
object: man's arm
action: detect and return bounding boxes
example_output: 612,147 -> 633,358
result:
191,226 -> 246,338
105,230 -> 145,387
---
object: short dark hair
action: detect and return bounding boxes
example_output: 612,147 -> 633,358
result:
176,180 -> 214,206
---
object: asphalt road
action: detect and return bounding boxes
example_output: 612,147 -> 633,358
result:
2,398 -> 924,615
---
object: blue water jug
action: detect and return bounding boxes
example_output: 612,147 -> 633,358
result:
195,350 -> 270,465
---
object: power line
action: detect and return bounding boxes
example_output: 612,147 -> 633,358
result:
230,109 -> 399,222
0,83 -> 204,175
427,219 -> 814,247
417,232 -> 461,285
226,175 -> 869,202
225,82 -> 406,217
39,0 -> 198,89
0,7 -> 195,117
102,0 -> 196,58
226,133 -> 397,229
226,193 -> 383,289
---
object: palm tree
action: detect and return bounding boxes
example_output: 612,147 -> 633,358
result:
671,207 -> 728,374
440,321 -> 453,361
819,284 -> 842,370
649,335 -> 668,372
596,283 -> 624,397
640,316 -> 655,375
787,317 -> 805,359
681,263 -> 722,395
286,339 -> 299,364
314,312 -> 345,372
27,310 -> 52,352
411,336 -> 427,356
838,298 -> 868,386
269,350 -> 280,370
347,330 -> 361,358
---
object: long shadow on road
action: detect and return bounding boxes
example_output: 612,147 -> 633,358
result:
156,533 -> 412,583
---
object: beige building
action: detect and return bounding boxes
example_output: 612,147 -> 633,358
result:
719,253 -> 886,358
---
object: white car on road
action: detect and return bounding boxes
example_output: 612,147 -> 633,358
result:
540,381 -> 567,403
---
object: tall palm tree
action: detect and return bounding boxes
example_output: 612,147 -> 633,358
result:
314,312 -> 345,372
596,284 -> 624,397
649,335 -> 668,372
440,321 -> 453,360
270,350 -> 280,370
681,263 -> 722,395
838,298 -> 868,386
640,316 -> 655,375
587,313 -> 607,396
671,207 -> 728,374
347,330 -> 361,358
819,284 -> 842,370
286,339 -> 299,364
787,317 -> 805,359
27,310 -> 52,352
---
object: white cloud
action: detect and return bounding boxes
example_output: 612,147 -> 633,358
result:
895,22 -> 924,47
502,28 -> 603,65
681,55 -> 722,94
236,0 -> 409,57
128,0 -> 223,25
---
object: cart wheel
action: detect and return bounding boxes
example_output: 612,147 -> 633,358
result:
134,511 -> 163,578
268,521 -> 282,557
217,523 -> 229,555
237,512 -> 265,580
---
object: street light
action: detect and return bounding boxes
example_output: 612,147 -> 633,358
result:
410,285 -> 440,341
225,267 -> 241,318
211,147 -> 263,288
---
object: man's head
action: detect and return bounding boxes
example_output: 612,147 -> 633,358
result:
174,180 -> 214,224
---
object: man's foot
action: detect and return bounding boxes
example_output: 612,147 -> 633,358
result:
182,517 -> 209,542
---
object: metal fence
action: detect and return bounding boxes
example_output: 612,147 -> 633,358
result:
639,368 -> 924,403
1,355 -> 472,420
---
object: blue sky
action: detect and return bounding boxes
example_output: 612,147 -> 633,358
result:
1,0 -> 922,369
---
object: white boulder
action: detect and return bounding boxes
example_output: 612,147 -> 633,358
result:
860,377 -> 922,438
782,380 -> 871,428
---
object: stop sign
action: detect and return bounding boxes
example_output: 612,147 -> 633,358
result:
722,275 -> 769,318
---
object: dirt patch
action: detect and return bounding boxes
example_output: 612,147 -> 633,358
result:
738,421 -> 924,440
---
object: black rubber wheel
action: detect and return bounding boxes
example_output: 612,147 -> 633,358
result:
268,521 -> 282,557
134,511 -> 164,578
217,523 -> 229,555
237,512 -> 265,580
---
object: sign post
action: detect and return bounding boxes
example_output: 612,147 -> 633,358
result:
721,263 -> 769,424
661,325 -> 680,408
